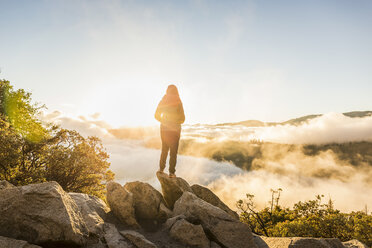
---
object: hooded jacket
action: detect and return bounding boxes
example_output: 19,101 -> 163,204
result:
155,86 -> 185,129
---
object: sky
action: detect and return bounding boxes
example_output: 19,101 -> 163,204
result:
1,0 -> 371,127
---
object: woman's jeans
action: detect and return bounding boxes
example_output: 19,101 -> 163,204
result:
159,124 -> 181,174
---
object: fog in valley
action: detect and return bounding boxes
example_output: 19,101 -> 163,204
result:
42,111 -> 372,213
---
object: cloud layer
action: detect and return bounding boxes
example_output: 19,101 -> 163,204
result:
181,113 -> 372,144
42,111 -> 372,212
251,113 -> 372,144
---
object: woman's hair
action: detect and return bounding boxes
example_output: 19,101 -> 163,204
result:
166,84 -> 179,96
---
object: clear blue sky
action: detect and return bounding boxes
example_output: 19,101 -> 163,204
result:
1,0 -> 371,126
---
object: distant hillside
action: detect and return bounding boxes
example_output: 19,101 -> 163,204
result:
218,111 -> 372,127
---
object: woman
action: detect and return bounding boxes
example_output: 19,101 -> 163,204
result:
155,85 -> 185,178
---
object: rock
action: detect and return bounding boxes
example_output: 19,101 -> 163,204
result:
69,192 -> 110,236
156,171 -> 193,209
104,223 -> 134,248
261,237 -> 344,248
173,192 -> 257,248
252,234 -> 269,248
169,219 -> 210,248
191,184 -> 239,220
124,181 -> 167,222
0,236 -> 42,248
158,202 -> 172,221
0,181 -> 88,246
164,215 -> 186,230
87,240 -> 108,248
0,180 -> 15,190
211,241 -> 222,248
343,239 -> 368,248
120,230 -> 157,248
106,181 -> 139,228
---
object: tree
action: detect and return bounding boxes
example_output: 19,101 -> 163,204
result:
0,80 -> 47,143
0,80 -> 114,198
0,118 -> 21,181
237,188 -> 289,237
45,129 -> 114,198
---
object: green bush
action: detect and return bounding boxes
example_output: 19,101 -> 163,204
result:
237,190 -> 372,246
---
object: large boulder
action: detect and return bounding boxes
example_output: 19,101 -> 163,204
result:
191,184 -> 239,220
0,236 -> 41,248
120,230 -> 157,248
173,192 -> 257,248
69,192 -> 110,236
0,181 -> 88,246
0,180 -> 15,190
169,219 -> 210,248
106,181 -> 139,228
342,239 -> 368,248
156,171 -> 192,209
260,237 -> 345,248
124,181 -> 169,223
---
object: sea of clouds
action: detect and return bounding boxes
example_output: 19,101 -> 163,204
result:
42,111 -> 372,213
181,112 -> 372,144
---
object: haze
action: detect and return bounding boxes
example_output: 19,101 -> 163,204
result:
1,0 -> 372,127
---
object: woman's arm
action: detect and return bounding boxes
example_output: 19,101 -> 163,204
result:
178,103 -> 185,124
155,101 -> 163,122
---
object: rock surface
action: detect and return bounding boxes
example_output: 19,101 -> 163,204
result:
120,230 -> 158,248
104,223 -> 134,248
124,181 -> 168,222
156,171 -> 192,209
211,241 -> 222,248
191,184 -> 239,220
173,192 -> 257,248
0,180 -> 15,190
0,236 -> 41,248
164,215 -> 186,230
0,181 -> 88,246
261,237 -> 345,248
342,239 -> 368,248
106,181 -> 139,228
70,192 -> 110,236
252,234 -> 269,248
169,219 -> 210,248
158,202 -> 172,221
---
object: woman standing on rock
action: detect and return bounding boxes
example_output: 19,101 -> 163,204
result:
155,85 -> 185,178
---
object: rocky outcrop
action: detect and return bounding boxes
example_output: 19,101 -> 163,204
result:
191,184 -> 239,220
124,181 -> 169,223
260,237 -> 345,248
106,181 -> 140,228
120,230 -> 157,248
69,192 -> 110,236
169,219 -> 210,248
173,191 -> 257,248
0,236 -> 41,248
0,180 -> 15,190
342,239 -> 368,248
0,181 -> 88,246
0,177 -> 368,248
156,171 -> 192,209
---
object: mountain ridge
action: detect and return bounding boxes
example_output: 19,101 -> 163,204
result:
216,111 -> 372,127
